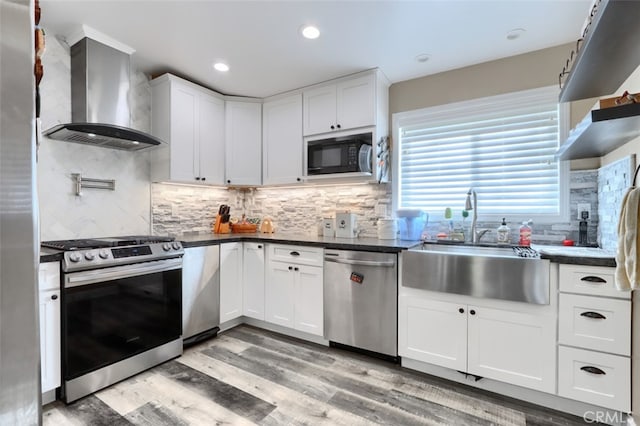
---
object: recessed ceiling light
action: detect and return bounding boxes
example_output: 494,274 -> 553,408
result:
506,28 -> 526,40
213,62 -> 229,72
301,25 -> 320,40
415,54 -> 431,63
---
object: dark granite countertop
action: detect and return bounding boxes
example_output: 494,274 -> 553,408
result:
533,245 -> 616,268
177,232 -> 420,253
40,248 -> 63,263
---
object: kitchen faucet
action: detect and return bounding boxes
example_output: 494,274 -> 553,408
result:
465,188 -> 489,243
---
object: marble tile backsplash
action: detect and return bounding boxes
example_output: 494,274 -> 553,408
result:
38,36 -> 153,240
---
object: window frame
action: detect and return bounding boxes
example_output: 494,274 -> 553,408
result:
391,85 -> 570,224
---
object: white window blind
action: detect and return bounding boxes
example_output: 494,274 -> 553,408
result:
395,86 -> 566,221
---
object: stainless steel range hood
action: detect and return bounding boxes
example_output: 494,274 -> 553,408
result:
44,37 -> 164,151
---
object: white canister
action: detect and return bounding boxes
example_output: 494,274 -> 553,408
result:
322,218 -> 334,237
377,218 -> 398,240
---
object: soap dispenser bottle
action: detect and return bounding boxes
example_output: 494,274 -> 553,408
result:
519,220 -> 532,246
496,218 -> 511,244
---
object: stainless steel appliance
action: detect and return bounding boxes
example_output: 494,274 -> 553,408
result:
182,245 -> 220,345
1,0 -> 41,421
324,250 -> 398,359
43,236 -> 184,403
43,37 -> 164,150
306,131 -> 372,177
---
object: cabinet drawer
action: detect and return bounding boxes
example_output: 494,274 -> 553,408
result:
558,346 -> 630,412
558,264 -> 628,299
268,244 -> 323,267
39,262 -> 60,291
559,294 -> 631,356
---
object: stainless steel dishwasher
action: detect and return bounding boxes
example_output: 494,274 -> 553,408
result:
324,250 -> 398,359
182,245 -> 220,345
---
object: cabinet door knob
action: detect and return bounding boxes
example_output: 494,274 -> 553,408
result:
296,177 -> 301,182
195,177 -> 201,181
51,294 -> 58,300
336,124 -> 341,129
294,267 -> 299,271
201,177 -> 206,181
288,266 -> 293,271
227,180 -> 231,184
470,309 -> 476,315
257,245 -> 262,249
330,125 -> 335,130
458,308 -> 464,314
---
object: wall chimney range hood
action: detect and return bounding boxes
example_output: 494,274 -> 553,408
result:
44,37 -> 164,151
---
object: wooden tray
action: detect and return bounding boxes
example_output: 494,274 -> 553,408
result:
230,223 -> 258,233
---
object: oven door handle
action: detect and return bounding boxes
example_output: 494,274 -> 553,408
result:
65,258 -> 182,288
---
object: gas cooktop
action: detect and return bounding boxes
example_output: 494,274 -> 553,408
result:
42,235 -> 174,251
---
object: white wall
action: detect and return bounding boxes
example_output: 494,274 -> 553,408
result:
38,36 -> 152,240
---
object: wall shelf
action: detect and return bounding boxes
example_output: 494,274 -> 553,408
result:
556,103 -> 640,160
559,0 -> 640,103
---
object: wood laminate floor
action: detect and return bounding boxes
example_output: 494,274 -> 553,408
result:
43,325 -> 591,425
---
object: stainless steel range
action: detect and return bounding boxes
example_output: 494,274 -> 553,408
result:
42,236 -> 184,403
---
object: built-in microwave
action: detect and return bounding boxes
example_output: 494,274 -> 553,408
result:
306,131 -> 372,177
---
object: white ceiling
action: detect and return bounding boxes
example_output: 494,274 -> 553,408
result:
41,0 -> 591,98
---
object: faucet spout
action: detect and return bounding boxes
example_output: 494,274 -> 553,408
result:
465,188 -> 480,243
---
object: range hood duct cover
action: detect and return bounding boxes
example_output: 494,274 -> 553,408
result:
44,37 -> 164,151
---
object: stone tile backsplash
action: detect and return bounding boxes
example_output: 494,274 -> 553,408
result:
598,155 -> 635,252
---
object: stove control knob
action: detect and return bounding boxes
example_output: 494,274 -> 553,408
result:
69,252 -> 81,263
162,243 -> 171,252
84,252 -> 95,261
98,250 -> 109,259
171,242 -> 181,250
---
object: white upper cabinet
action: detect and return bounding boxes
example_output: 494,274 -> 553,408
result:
150,74 -> 225,185
303,71 -> 386,136
225,100 -> 262,186
262,93 -> 303,185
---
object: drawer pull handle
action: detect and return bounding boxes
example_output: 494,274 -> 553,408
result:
290,251 -> 300,257
580,276 -> 606,284
580,311 -> 606,320
580,366 -> 606,375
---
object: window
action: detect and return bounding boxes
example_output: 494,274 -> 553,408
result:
393,86 -> 568,223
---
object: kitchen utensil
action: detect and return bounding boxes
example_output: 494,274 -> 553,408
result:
335,212 -> 358,238
260,218 -> 275,233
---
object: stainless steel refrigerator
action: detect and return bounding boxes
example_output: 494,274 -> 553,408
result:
1,0 -> 42,423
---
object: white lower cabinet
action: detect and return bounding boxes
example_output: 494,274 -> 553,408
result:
39,262 -> 61,395
265,244 -> 323,336
558,346 -> 631,412
243,242 -> 265,320
399,290 -> 556,393
220,243 -> 243,323
466,305 -> 556,393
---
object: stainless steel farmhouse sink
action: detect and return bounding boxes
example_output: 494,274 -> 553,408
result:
402,243 -> 550,304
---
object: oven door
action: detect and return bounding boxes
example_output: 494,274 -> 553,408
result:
62,258 -> 182,380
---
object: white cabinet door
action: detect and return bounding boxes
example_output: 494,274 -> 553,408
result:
265,261 -> 295,328
262,94 -> 303,185
198,92 -> 225,184
39,262 -> 60,394
294,264 -> 323,336
303,85 -> 337,136
225,101 -> 262,186
467,305 -> 556,393
243,242 -> 265,320
169,84 -> 198,181
220,243 -> 243,323
398,295 -> 467,371
336,74 -> 375,131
